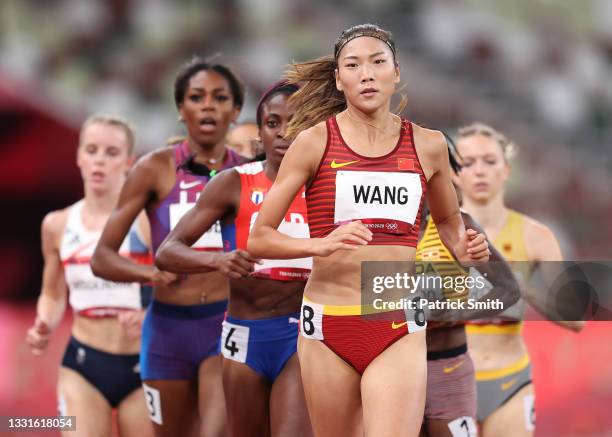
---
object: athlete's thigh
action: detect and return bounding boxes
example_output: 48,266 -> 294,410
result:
142,379 -> 198,437
361,332 -> 427,437
198,354 -> 227,437
297,336 -> 362,437
57,367 -> 112,437
481,384 -> 535,437
222,357 -> 271,437
270,354 -> 313,437
116,387 -> 154,437
425,418 -> 477,437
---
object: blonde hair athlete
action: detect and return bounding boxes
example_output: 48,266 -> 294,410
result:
26,116 -> 153,437
454,123 -> 585,437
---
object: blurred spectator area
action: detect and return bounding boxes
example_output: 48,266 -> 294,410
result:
1,0 -> 611,301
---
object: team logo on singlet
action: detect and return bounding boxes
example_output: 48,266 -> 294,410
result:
64,229 -> 80,247
330,159 -> 359,169
251,189 -> 267,205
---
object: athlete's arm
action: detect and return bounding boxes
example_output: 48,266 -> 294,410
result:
414,126 -> 489,265
136,210 -> 152,249
91,151 -> 177,286
458,212 -> 520,319
26,211 -> 68,355
523,218 -> 585,332
155,169 -> 258,278
248,124 -> 372,259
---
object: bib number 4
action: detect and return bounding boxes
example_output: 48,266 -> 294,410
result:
221,321 -> 249,363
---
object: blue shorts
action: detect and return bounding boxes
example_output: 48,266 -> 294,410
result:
140,299 -> 227,380
61,336 -> 141,408
221,312 -> 299,381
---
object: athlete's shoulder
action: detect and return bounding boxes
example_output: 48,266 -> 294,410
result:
518,211 -> 562,261
128,146 -> 175,184
285,121 -> 328,173
135,146 -> 175,170
292,120 -> 328,147
41,205 -> 71,244
411,123 -> 446,156
520,212 -> 556,241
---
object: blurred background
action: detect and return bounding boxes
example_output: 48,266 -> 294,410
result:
1,0 -> 611,435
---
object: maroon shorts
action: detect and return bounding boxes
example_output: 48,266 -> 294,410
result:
425,344 -> 477,420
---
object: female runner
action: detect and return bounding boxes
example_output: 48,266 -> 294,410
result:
91,57 -> 248,437
247,24 -> 490,437
156,82 -> 312,437
26,115 -> 153,437
417,140 -> 520,437
454,122 -> 585,436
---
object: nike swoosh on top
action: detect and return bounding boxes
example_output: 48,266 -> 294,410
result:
330,159 -> 359,169
391,321 -> 408,330
288,317 -> 299,324
179,180 -> 202,190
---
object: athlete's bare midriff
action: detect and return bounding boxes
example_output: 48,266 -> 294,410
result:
153,270 -> 229,305
467,331 -> 527,371
71,316 -> 140,355
228,277 -> 304,319
426,325 -> 467,352
305,244 -> 416,305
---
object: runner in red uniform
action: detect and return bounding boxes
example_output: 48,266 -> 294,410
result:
248,24 -> 490,437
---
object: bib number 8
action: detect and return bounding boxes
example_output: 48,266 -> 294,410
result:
302,305 -> 315,335
412,296 -> 426,327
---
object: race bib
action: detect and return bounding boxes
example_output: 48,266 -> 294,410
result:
221,320 -> 250,363
169,202 -> 223,250
254,219 -> 312,275
66,264 -> 141,312
447,416 -> 477,436
142,383 -> 163,425
334,171 -> 422,231
300,301 -> 325,340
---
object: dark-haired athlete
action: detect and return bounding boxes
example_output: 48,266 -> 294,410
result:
92,57 -> 248,437
156,82 -> 312,437
248,24 -> 489,437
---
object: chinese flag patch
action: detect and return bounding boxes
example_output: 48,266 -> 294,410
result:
398,158 -> 416,171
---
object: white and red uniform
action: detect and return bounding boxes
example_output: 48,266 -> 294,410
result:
221,161 -> 311,281
60,200 -> 151,317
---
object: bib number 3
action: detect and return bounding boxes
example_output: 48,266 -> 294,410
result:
142,383 -> 163,425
